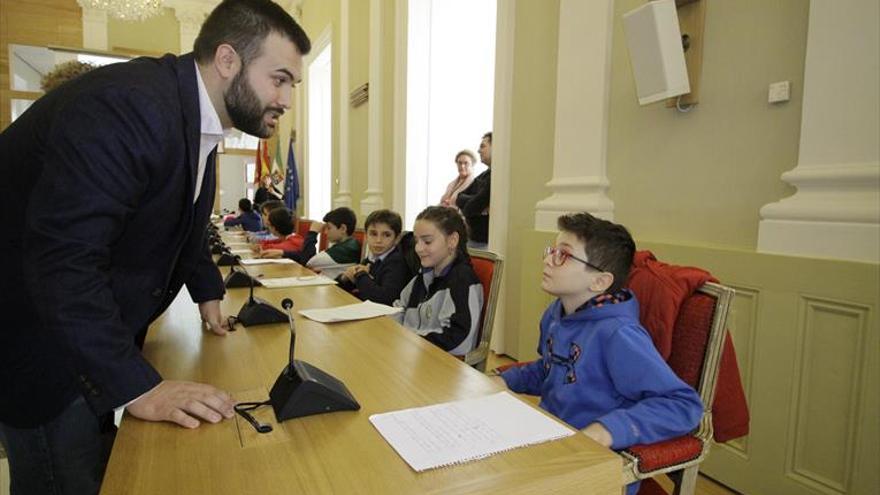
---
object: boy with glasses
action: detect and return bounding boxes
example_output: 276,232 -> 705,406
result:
496,212 -> 703,495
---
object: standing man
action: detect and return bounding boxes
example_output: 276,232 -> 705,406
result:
456,132 -> 493,249
0,1 -> 310,493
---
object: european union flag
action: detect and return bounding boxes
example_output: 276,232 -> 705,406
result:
284,139 -> 300,211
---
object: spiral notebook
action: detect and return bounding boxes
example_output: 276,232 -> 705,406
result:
369,391 -> 574,472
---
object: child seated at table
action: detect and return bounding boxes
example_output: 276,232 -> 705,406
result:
393,206 -> 483,356
338,209 -> 412,305
255,207 -> 303,254
247,200 -> 285,242
223,198 -> 262,232
306,207 -> 362,270
495,212 -> 703,495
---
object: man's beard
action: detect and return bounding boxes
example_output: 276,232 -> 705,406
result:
224,68 -> 281,138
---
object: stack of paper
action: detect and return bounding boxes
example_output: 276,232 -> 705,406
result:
239,258 -> 296,265
258,275 -> 338,289
299,300 -> 402,323
369,391 -> 573,472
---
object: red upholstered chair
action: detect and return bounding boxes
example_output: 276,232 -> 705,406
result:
353,228 -> 366,258
295,218 -> 313,239
464,249 -> 504,371
621,282 -> 734,495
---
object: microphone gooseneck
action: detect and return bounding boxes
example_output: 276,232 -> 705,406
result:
282,298 -> 296,368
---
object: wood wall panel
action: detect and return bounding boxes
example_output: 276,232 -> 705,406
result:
0,0 -> 82,130
786,297 -> 870,494
636,241 -> 879,495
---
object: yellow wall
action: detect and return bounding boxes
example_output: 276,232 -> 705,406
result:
348,0 -> 370,213
107,7 -> 180,56
0,0 -> 82,131
607,0 -> 808,250
500,0 -> 562,359
380,0 -> 397,209
300,0 -> 341,213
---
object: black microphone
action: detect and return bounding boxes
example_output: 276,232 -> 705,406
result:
268,298 -> 360,422
223,255 -> 256,288
247,261 -> 257,303
216,247 -> 237,265
281,298 -> 296,370
236,261 -> 287,327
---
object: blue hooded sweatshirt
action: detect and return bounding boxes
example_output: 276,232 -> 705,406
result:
502,291 -> 703,484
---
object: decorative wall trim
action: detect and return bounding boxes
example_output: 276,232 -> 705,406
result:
391,0 -> 407,215
757,0 -> 879,263
360,0 -> 385,216
785,296 -> 870,494
534,0 -> 615,232
334,0 -> 352,209
485,0 -> 516,353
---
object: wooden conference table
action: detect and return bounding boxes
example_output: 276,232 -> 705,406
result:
100,233 -> 621,494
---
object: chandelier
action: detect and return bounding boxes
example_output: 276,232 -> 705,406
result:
77,0 -> 164,22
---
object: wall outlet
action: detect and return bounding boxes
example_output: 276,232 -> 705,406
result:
768,81 -> 791,103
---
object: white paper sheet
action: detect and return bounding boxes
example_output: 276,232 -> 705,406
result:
369,392 -> 574,472
257,275 -> 338,289
311,264 -> 356,280
239,258 -> 296,265
229,249 -> 253,255
298,300 -> 403,323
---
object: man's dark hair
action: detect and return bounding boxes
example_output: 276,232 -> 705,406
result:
238,198 -> 253,212
323,207 -> 357,236
268,207 -> 295,236
482,131 -> 492,143
260,199 -> 285,214
557,212 -> 636,293
364,209 -> 403,236
194,0 -> 312,65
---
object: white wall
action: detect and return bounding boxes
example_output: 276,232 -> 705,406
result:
217,154 -> 251,214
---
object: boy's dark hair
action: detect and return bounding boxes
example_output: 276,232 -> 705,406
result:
416,206 -> 469,260
364,209 -> 402,236
482,131 -> 492,143
238,198 -> 253,213
268,207 -> 295,236
323,207 -> 357,236
260,199 -> 285,215
194,0 -> 312,66
557,212 -> 636,293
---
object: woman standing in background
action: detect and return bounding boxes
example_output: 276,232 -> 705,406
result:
439,149 -> 477,210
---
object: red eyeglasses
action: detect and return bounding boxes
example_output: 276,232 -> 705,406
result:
543,246 -> 605,272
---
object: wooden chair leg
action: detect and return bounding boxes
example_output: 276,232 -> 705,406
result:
671,466 -> 699,495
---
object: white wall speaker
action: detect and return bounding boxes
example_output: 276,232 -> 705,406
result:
622,0 -> 691,105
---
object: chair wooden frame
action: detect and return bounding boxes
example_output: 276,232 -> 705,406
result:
619,281 -> 735,495
464,249 -> 504,371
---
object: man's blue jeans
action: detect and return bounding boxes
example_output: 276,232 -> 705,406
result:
0,395 -> 115,495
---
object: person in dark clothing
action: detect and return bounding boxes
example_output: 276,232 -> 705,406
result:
224,198 -> 263,231
338,209 -> 412,305
0,1 -> 310,493
253,174 -> 283,207
455,131 -> 492,248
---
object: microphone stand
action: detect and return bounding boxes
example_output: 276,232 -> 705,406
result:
269,298 -> 360,421
224,255 -> 259,288
235,265 -> 287,326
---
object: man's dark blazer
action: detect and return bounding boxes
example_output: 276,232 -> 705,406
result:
0,53 -> 225,428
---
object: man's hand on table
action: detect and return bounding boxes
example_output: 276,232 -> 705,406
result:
126,380 -> 235,428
